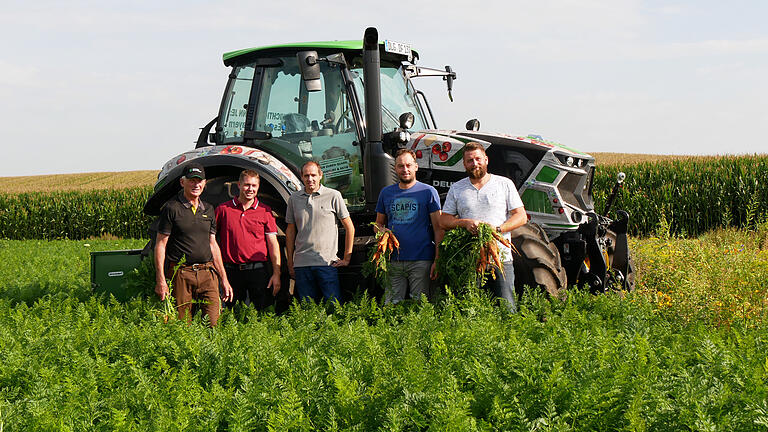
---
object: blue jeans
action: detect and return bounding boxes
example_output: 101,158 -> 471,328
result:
294,266 -> 341,303
482,261 -> 517,312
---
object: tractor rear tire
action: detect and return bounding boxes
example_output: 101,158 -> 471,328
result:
510,222 -> 568,298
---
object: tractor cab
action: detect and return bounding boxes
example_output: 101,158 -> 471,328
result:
200,41 -> 441,213
145,36 -> 455,218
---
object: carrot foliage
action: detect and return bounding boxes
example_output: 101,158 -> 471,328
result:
436,223 -> 508,292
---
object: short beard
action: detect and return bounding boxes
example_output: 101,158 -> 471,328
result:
398,176 -> 416,185
467,166 -> 487,179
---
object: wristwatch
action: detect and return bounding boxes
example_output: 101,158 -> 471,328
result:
495,225 -> 502,233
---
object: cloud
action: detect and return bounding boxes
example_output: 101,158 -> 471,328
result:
0,61 -> 41,87
648,4 -> 689,15
694,62 -> 768,86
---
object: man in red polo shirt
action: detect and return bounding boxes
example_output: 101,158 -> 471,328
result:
215,170 -> 281,310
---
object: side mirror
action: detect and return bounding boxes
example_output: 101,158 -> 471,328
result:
297,51 -> 322,92
465,119 -> 480,131
399,112 -> 415,130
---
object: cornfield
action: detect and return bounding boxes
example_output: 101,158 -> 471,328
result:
0,155 -> 766,240
593,155 -> 768,237
0,187 -> 153,239
0,170 -> 157,193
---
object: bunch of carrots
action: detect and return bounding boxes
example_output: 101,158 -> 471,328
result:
437,223 -> 519,292
477,229 -> 517,279
160,255 -> 185,323
363,225 -> 400,288
371,229 -> 400,263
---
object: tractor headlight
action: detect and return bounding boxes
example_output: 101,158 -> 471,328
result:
566,156 -> 575,166
571,211 -> 583,223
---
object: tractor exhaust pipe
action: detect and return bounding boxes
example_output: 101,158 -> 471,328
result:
363,27 -> 382,143
362,27 -> 396,207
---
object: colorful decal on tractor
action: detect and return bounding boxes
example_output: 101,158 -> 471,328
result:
406,130 -> 492,171
434,145 -> 465,166
516,135 -> 554,149
409,133 -> 432,169
411,133 -> 426,150
220,146 -> 243,155
157,145 -> 301,190
505,134 -> 586,155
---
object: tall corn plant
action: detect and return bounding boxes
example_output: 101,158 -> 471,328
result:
0,186 -> 153,239
593,155 -> 768,237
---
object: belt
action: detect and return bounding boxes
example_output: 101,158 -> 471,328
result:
179,262 -> 214,272
224,261 -> 266,271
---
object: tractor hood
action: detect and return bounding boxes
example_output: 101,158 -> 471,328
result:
407,129 -> 593,173
457,131 -> 590,157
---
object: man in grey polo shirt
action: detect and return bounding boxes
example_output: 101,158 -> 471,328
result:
286,161 -> 355,302
439,142 -> 527,310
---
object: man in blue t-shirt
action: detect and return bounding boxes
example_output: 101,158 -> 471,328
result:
375,149 -> 443,303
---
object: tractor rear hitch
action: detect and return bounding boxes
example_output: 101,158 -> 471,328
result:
578,212 -> 609,293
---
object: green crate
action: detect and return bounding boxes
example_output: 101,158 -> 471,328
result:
90,249 -> 144,301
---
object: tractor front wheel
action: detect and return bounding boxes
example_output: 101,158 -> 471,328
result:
510,222 -> 568,298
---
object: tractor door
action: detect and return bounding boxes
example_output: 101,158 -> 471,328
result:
256,57 -> 364,210
219,56 -> 365,211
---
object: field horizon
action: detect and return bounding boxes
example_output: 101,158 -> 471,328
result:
2,152 -> 766,194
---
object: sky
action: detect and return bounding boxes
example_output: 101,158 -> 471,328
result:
1,0 -> 766,176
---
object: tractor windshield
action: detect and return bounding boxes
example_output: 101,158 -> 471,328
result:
219,59 -> 357,142
218,56 -> 365,209
350,65 -> 429,132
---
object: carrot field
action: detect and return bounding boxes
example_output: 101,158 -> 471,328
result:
1,223 -> 768,430
1,156 -> 767,430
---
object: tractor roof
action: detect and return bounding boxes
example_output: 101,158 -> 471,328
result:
223,40 -> 417,66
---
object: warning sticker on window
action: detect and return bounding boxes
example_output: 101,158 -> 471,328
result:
319,156 -> 352,179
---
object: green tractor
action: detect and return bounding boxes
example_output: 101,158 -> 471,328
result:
143,27 -> 633,298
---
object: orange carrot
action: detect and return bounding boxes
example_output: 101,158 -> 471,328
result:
477,247 -> 487,273
488,241 -> 504,277
378,231 -> 390,249
389,233 -> 400,250
491,230 -> 511,248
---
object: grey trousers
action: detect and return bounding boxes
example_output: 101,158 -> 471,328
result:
386,260 -> 432,304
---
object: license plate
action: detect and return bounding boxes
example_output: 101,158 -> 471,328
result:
384,40 -> 412,56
